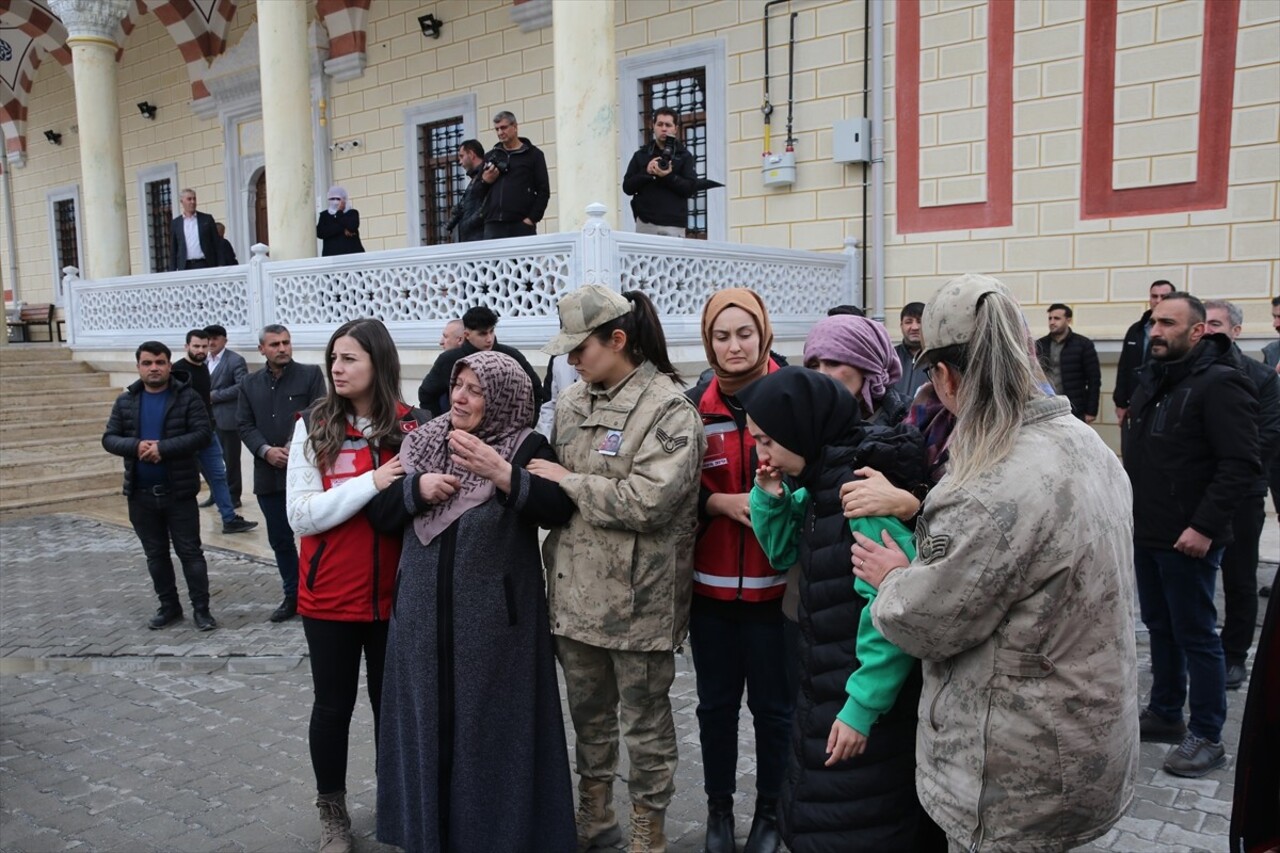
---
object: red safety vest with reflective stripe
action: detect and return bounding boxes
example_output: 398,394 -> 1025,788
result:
693,369 -> 786,603
297,404 -> 423,622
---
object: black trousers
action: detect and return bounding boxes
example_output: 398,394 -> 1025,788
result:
302,616 -> 389,795
1221,494 -> 1266,666
483,220 -> 536,239
217,427 -> 242,501
689,602 -> 792,800
127,489 -> 209,610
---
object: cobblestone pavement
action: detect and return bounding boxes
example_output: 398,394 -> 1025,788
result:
1,512 -> 1275,852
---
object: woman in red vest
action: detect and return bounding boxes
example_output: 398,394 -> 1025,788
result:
286,318 -> 424,853
685,288 -> 788,853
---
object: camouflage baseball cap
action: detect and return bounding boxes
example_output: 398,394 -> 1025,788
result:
543,285 -> 632,355
921,272 -> 1010,353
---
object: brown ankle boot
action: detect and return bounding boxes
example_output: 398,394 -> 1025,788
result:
628,804 -> 667,853
315,790 -> 353,853
575,777 -> 622,852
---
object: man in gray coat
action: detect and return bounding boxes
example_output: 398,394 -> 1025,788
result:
1206,300 -> 1280,689
204,324 -> 248,507
237,325 -> 325,622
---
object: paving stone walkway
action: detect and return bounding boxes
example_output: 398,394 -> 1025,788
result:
1,513 -> 1273,852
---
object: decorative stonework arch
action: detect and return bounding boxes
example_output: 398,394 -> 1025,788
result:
316,0 -> 370,82
0,1 -> 72,165
147,0 -> 239,104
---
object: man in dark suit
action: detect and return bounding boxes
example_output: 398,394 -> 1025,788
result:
204,324 -> 249,506
169,188 -> 219,271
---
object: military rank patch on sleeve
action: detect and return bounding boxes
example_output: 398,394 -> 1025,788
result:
914,516 -> 951,564
655,428 -> 688,453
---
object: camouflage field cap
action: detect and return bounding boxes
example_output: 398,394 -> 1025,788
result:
543,285 -> 632,355
921,272 -> 1009,353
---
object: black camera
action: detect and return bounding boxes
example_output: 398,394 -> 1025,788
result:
656,144 -> 673,171
484,147 -> 510,175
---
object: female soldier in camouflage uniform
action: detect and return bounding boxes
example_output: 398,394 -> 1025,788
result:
528,286 -> 705,853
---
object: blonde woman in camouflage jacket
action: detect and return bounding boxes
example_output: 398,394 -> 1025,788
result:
851,274 -> 1138,853
528,286 -> 705,853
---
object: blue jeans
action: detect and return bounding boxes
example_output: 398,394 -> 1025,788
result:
257,491 -> 298,597
688,601 -> 793,799
197,440 -> 236,524
1134,545 -> 1227,743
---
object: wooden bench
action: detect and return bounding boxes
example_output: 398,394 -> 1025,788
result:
6,303 -> 56,343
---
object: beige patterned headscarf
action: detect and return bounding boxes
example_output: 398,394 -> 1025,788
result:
400,351 -> 534,545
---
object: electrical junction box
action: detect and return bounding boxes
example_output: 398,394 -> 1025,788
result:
832,118 -> 872,164
762,150 -> 797,187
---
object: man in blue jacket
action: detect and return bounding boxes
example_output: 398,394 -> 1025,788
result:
103,341 -> 218,631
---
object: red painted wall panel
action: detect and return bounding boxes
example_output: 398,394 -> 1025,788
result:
895,0 -> 1014,234
1080,0 -> 1238,219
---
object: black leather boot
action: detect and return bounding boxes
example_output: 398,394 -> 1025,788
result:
742,797 -> 780,853
704,795 -> 736,853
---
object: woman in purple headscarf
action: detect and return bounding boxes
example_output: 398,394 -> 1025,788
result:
316,186 -> 366,256
802,314 -> 910,427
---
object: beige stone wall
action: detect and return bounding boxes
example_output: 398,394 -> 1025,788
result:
326,0 -> 559,246
883,0 -> 1279,353
2,0 -> 1275,368
3,2 -> 258,306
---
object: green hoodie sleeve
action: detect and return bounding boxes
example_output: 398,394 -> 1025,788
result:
749,482 -> 809,571
837,515 -> 919,736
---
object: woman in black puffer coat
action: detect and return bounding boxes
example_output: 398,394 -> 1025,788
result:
740,368 -> 945,853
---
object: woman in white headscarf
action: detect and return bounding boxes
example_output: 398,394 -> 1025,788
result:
317,185 -> 366,256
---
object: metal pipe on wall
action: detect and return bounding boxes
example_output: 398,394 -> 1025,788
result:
869,0 -> 886,322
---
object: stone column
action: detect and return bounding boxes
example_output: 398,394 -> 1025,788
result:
552,0 -> 617,230
257,0 -> 317,261
49,0 -> 131,280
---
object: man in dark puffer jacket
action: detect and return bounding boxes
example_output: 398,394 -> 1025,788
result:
1035,303 -> 1101,422
103,340 -> 218,632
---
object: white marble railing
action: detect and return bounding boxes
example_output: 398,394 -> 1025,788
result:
66,205 -> 858,350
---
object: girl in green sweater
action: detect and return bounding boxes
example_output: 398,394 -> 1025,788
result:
736,367 -> 937,851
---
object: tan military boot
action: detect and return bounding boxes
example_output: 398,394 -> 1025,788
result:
627,804 -> 667,853
315,790 -> 353,853
575,777 -> 622,852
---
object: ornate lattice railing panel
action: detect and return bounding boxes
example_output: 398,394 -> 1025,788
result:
67,270 -> 253,346
267,251 -> 576,326
64,210 -> 855,351
614,234 -> 855,317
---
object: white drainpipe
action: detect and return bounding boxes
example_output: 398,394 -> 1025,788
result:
869,0 -> 886,322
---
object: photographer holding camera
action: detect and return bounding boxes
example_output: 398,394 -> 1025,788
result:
623,107 -> 698,237
480,111 -> 550,239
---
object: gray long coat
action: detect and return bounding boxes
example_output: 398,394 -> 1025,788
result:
374,435 -> 576,853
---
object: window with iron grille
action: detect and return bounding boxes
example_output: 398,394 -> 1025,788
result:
53,198 -> 79,275
418,117 -> 466,245
639,68 -> 709,239
145,179 -> 173,273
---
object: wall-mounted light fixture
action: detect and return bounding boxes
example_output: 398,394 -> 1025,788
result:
137,101 -> 158,120
418,13 -> 443,39
44,130 -> 62,145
